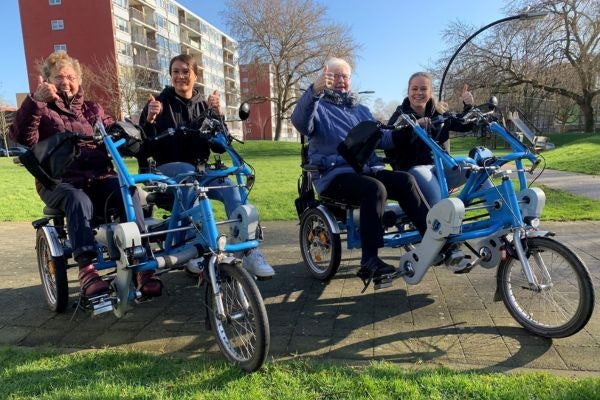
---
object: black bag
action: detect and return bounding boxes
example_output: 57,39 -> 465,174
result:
108,120 -> 144,158
294,136 -> 317,218
19,131 -> 80,190
336,120 -> 382,173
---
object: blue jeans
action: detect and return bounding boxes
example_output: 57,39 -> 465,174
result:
408,164 -> 492,206
157,162 -> 242,217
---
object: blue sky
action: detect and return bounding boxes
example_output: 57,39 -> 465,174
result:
0,0 -> 508,107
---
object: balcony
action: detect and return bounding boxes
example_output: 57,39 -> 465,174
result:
224,70 -> 237,81
223,54 -> 235,67
129,0 -> 156,9
225,81 -> 237,94
180,32 -> 201,53
133,54 -> 160,72
179,12 -> 201,34
131,34 -> 157,50
129,7 -> 156,30
222,37 -> 236,53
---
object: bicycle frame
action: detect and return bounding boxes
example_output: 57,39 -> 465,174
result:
93,121 -> 260,315
340,109 -> 544,256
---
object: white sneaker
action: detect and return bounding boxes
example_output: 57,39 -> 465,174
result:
242,249 -> 275,278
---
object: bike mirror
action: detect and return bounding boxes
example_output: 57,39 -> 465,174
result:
488,96 -> 498,109
238,103 -> 251,121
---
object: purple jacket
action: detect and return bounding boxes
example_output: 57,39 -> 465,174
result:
10,88 -> 116,193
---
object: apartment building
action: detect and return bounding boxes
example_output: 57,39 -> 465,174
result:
239,62 -> 299,141
18,0 -> 242,135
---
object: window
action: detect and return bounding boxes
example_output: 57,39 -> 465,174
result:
115,16 -> 129,33
168,21 -> 178,37
112,0 -> 127,8
155,14 -> 166,30
49,0 -> 61,5
169,40 -> 180,55
51,20 -> 64,30
156,34 -> 168,50
116,41 -> 131,56
54,44 -> 67,52
168,3 -> 177,15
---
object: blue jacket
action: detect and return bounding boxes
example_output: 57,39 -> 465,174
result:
291,86 -> 394,193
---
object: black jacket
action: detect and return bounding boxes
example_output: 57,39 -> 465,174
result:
385,98 -> 472,171
139,86 -> 211,166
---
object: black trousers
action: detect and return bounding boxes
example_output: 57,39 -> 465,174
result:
320,170 -> 429,251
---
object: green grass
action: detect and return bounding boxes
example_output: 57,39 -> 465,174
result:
1,347 -> 599,399
540,133 -> 600,175
2,135 -> 600,222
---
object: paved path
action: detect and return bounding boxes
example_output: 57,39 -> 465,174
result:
536,169 -> 600,201
0,219 -> 598,376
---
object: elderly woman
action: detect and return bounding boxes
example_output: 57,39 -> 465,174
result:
291,57 -> 429,281
10,51 -> 158,298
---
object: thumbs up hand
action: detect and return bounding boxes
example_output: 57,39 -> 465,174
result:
461,84 -> 474,106
146,94 -> 162,123
32,75 -> 60,103
207,90 -> 222,115
313,65 -> 332,96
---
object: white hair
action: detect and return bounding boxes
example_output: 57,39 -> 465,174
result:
324,57 -> 352,75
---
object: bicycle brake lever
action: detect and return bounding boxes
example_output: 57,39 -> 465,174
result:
528,159 -> 541,174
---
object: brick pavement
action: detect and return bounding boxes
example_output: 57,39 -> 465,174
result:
0,219 -> 598,375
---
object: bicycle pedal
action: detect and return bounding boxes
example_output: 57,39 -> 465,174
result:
373,274 -> 393,290
448,255 -> 473,273
88,293 -> 113,316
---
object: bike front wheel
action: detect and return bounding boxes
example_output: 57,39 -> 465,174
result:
36,228 -> 69,312
498,236 -> 595,338
207,262 -> 269,372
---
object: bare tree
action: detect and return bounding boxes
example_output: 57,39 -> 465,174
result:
370,97 -> 400,122
0,109 -> 11,150
439,0 -> 600,132
80,58 -> 121,120
223,0 -> 360,140
82,56 -> 160,121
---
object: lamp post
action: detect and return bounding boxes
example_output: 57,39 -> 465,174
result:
438,11 -> 548,101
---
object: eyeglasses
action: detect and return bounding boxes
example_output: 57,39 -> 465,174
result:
332,73 -> 350,81
171,69 -> 191,78
52,74 -> 78,83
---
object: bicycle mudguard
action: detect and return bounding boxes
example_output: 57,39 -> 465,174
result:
37,226 -> 64,258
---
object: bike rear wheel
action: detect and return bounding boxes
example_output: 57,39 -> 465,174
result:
208,262 -> 269,372
498,236 -> 595,338
299,208 -> 341,280
36,229 -> 69,312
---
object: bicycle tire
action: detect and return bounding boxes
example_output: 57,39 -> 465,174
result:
299,208 -> 341,280
498,236 -> 595,338
207,262 -> 269,372
36,228 -> 69,312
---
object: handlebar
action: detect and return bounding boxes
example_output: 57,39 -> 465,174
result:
387,114 -> 460,170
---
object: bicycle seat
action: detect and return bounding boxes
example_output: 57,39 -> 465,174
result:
42,206 -> 64,218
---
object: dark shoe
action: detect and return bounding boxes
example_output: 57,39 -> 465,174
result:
357,257 -> 396,279
78,265 -> 109,297
359,257 -> 396,276
356,257 -> 396,293
136,271 -> 162,297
